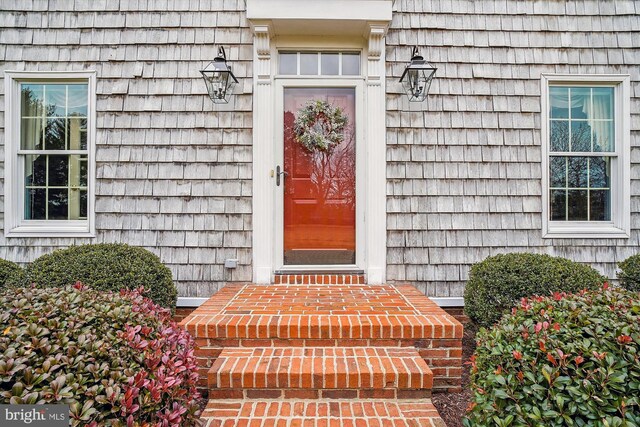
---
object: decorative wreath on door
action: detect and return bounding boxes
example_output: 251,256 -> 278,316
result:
293,100 -> 348,152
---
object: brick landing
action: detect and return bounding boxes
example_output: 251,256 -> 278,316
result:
181,284 -> 463,392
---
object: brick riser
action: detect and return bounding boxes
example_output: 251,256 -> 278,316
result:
193,338 -> 461,392
274,274 -> 366,285
209,389 -> 431,400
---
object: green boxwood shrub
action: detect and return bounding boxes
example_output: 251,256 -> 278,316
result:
464,286 -> 640,427
617,254 -> 640,292
464,253 -> 605,327
0,258 -> 25,288
25,244 -> 177,310
0,285 -> 202,426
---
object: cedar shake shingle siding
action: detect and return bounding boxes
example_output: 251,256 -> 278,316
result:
386,0 -> 640,297
1,1 -> 639,300
0,1 -> 253,297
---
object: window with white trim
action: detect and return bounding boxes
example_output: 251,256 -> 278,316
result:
542,75 -> 630,238
279,51 -> 361,76
4,72 -> 95,237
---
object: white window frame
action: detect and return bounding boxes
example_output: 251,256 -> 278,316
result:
541,74 -> 630,239
4,71 -> 96,237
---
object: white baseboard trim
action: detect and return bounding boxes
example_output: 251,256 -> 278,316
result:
428,297 -> 465,307
177,296 -> 465,308
177,297 -> 209,307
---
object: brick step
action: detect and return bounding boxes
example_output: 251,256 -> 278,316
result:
208,347 -> 433,400
181,284 -> 463,393
201,399 -> 446,427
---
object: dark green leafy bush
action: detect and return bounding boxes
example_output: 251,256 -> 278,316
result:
464,286 -> 640,427
617,254 -> 640,292
0,258 -> 25,288
464,253 -> 605,327
25,243 -> 177,309
0,285 -> 202,426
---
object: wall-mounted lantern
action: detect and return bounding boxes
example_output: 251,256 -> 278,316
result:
200,46 -> 238,104
399,47 -> 437,102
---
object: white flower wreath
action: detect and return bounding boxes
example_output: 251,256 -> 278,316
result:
293,100 -> 348,152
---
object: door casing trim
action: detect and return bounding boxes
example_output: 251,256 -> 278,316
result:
249,25 -> 388,284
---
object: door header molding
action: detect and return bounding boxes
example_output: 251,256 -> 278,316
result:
247,0 -> 392,37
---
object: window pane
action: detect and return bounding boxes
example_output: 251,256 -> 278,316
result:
567,157 -> 588,188
342,53 -> 360,75
48,188 -> 68,220
589,157 -> 610,188
570,87 -> 590,120
549,87 -> 569,118
550,157 -> 566,187
48,155 -> 69,186
45,118 -> 67,150
78,157 -> 88,187
279,53 -> 297,75
567,190 -> 588,221
25,155 -> 46,186
80,190 -> 88,218
592,120 -> 614,152
570,121 -> 591,152
68,118 -> 87,150
590,190 -> 611,221
45,85 -> 66,117
67,84 -> 88,116
592,87 -> 614,120
550,121 -> 569,152
321,53 -> 339,75
300,53 -> 318,75
551,190 -> 566,221
21,118 -> 44,150
21,84 -> 44,117
68,155 -> 87,187
25,188 -> 46,220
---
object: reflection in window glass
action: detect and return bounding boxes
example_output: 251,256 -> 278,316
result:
20,83 -> 89,221
549,156 -> 611,222
548,85 -> 615,223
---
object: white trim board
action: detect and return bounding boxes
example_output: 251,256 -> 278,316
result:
176,296 -> 465,308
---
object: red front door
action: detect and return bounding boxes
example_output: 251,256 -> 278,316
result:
283,88 -> 356,265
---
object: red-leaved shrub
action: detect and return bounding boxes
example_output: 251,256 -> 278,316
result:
0,284 -> 202,426
465,285 -> 640,427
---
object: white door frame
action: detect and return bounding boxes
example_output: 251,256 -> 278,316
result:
249,22 -> 388,284
274,79 -> 366,272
